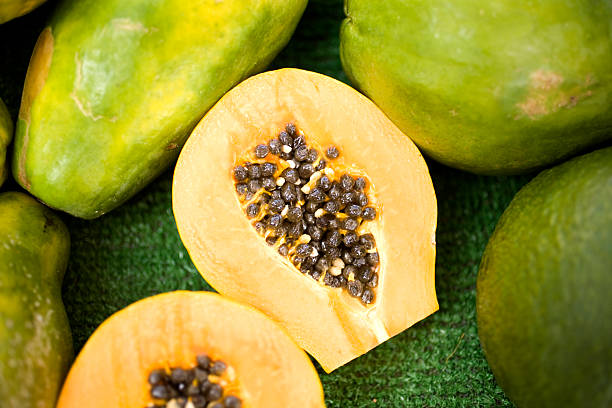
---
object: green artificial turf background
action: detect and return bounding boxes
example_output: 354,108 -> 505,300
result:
0,1 -> 536,406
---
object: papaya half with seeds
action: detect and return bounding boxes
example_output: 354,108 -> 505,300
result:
13,0 -> 307,219
57,291 -> 325,408
173,68 -> 438,372
0,0 -> 46,24
0,191 -> 73,408
0,98 -> 11,187
341,0 -> 612,174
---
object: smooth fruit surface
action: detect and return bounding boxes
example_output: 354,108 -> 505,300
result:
0,0 -> 46,24
173,68 -> 438,372
477,147 -> 612,407
57,291 -> 325,408
0,98 -> 11,186
0,191 -> 73,408
341,0 -> 612,174
13,0 -> 307,218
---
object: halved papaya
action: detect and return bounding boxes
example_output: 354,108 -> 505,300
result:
172,68 -> 438,372
57,291 -> 325,408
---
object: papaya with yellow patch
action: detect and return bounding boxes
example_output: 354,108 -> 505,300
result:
13,0 -> 307,218
341,0 -> 612,174
173,68 -> 439,372
57,291 -> 325,408
0,191 -> 73,407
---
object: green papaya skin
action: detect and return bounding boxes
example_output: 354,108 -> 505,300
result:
477,147 -> 612,407
13,0 -> 308,219
0,98 -> 12,187
0,191 -> 73,408
340,1 -> 612,174
0,0 -> 46,24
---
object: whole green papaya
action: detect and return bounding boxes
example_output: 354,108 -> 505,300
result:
0,191 -> 73,407
0,98 -> 11,187
0,0 -> 46,24
13,0 -> 307,218
477,147 -> 612,407
341,0 -> 612,174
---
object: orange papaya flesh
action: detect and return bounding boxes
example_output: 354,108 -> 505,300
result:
56,291 -> 325,408
173,68 -> 439,372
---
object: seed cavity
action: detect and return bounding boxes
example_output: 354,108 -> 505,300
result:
232,123 -> 381,305
146,354 -> 241,408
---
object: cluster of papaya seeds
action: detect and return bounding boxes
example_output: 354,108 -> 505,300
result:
56,291 -> 325,408
477,147 -> 612,408
0,191 -> 74,408
12,0 -> 307,219
173,68 -> 439,373
0,98 -> 12,187
341,0 -> 612,174
0,0 -> 47,24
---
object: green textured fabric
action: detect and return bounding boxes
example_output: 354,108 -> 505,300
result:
0,1 -> 533,406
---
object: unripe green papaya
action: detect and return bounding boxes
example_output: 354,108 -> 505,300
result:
13,0 -> 308,218
0,0 -> 46,24
0,191 -> 73,407
477,147 -> 612,407
0,98 -> 11,187
341,0 -> 612,174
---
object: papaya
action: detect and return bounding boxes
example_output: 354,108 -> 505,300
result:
13,0 -> 307,219
172,68 -> 438,372
0,98 -> 11,187
57,291 -> 325,407
477,147 -> 612,407
0,191 -> 73,407
0,0 -> 46,24
340,0 -> 612,174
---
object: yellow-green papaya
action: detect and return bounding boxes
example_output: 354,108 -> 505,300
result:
0,191 -> 73,407
0,0 -> 46,24
0,98 -> 11,187
341,0 -> 612,174
13,0 -> 307,218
